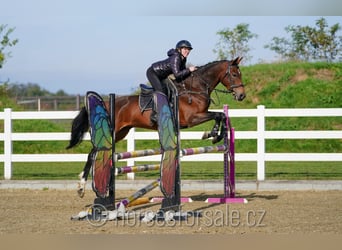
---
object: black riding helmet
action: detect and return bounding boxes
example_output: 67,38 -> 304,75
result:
176,40 -> 193,50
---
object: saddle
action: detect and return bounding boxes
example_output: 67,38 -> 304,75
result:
138,77 -> 177,112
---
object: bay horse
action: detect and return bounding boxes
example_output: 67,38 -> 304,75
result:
67,57 -> 246,197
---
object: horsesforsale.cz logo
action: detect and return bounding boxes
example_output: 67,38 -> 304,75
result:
85,204 -> 109,227
82,204 -> 266,228
84,203 -> 128,227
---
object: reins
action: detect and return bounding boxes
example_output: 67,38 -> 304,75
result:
177,61 -> 244,104
177,73 -> 210,104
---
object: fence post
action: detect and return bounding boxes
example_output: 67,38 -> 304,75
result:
4,108 -> 13,180
76,95 -> 80,110
37,98 -> 41,111
126,128 -> 136,180
257,105 -> 265,181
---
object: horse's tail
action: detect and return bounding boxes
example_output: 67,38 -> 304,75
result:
66,106 -> 89,149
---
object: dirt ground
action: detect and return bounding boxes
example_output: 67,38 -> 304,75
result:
0,188 -> 341,234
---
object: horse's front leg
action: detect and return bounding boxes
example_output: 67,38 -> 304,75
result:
77,148 -> 96,198
201,120 -> 220,141
212,112 -> 227,143
201,112 -> 227,143
184,111 -> 226,143
194,111 -> 222,143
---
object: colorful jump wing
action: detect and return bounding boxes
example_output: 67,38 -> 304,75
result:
86,91 -> 112,150
85,91 -> 113,197
92,150 -> 113,198
154,92 -> 179,200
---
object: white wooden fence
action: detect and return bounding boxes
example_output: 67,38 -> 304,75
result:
1,105 -> 341,181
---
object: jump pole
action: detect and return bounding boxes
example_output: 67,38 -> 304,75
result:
116,164 -> 160,175
115,165 -> 193,203
116,145 -> 228,161
205,105 -> 247,204
116,179 -> 160,208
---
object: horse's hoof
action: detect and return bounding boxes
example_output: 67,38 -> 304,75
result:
202,131 -> 210,139
77,188 -> 85,198
212,136 -> 219,144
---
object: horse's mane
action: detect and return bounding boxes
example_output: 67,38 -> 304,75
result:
179,60 -> 228,88
196,60 -> 227,70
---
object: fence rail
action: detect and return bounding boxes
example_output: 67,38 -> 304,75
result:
1,106 -> 341,181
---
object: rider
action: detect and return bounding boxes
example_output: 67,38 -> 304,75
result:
146,40 -> 197,124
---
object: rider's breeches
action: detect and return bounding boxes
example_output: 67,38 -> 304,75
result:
146,66 -> 166,94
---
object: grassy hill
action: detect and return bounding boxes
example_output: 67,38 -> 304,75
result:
0,61 -> 341,180
212,61 -> 341,109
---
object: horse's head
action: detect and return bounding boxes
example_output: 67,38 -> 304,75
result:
220,57 -> 246,101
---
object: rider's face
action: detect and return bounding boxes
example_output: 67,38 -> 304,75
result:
180,47 -> 191,58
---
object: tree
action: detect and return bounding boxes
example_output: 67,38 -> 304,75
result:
7,83 -> 51,98
213,23 -> 258,63
264,17 -> 342,62
0,24 -> 18,69
55,89 -> 68,96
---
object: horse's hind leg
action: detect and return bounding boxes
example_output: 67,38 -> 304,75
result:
77,148 -> 96,198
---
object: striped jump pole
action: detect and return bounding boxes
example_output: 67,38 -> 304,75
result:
115,144 -> 228,175
115,144 -> 228,176
115,145 -> 227,161
116,148 -> 162,160
116,179 -> 159,208
115,165 -> 193,203
181,145 -> 227,156
116,164 -> 160,175
97,180 -> 160,221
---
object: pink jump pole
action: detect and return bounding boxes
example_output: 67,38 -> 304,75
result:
205,105 -> 247,204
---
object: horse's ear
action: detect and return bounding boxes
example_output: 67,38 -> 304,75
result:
233,57 -> 243,65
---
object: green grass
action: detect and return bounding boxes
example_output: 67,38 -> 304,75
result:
2,163 -> 84,180
1,161 -> 341,180
0,61 -> 341,180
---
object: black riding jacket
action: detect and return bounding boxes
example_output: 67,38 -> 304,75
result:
151,48 -> 191,81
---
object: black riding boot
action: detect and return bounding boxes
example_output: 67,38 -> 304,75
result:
150,108 -> 157,125
150,94 -> 158,125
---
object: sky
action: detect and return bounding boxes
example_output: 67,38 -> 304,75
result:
1,0 -> 341,96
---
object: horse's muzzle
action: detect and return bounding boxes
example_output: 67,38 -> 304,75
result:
235,93 -> 246,101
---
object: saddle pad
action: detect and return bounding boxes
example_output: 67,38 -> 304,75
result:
139,94 -> 153,111
138,84 -> 154,111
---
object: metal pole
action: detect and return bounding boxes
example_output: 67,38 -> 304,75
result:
223,105 -> 229,198
229,127 -> 236,198
109,93 -> 116,203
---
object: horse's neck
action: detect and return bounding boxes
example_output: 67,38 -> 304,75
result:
181,65 -> 220,94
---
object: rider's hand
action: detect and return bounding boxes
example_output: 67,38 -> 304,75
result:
189,66 -> 197,72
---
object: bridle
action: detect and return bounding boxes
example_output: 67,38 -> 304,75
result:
177,61 -> 244,103
215,64 -> 245,94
